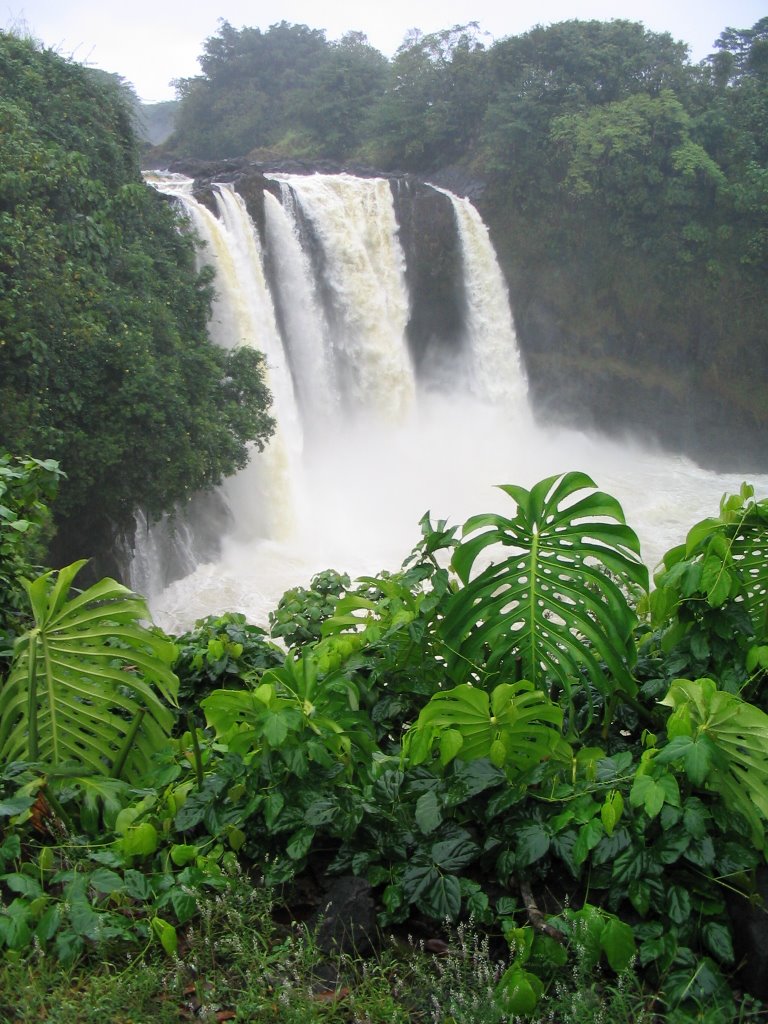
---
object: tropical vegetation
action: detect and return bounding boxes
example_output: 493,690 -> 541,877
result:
0,31 -> 275,566
2,15 -> 768,1022
1,455 -> 768,1021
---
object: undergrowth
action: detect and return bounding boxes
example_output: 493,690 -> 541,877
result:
1,874 -> 765,1023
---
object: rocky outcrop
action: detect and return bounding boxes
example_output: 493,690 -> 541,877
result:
478,192 -> 768,473
391,178 -> 465,371
314,875 -> 379,956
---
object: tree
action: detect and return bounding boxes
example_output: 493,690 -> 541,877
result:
171,21 -> 330,158
481,20 -> 693,201
290,33 -> 389,158
708,16 -> 768,86
365,24 -> 491,171
0,33 -> 275,559
551,90 -> 725,261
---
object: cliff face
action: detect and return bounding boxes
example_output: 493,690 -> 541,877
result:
391,179 -> 465,371
477,189 -> 768,473
505,272 -> 768,472
153,158 -> 767,473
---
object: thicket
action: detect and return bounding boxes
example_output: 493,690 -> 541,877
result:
0,33 -> 275,563
1,454 -> 768,1020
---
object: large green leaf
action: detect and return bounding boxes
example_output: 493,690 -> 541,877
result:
658,676 -> 768,848
0,561 -> 178,780
703,490 -> 768,635
404,680 -> 569,775
654,485 -> 768,637
440,473 -> 648,725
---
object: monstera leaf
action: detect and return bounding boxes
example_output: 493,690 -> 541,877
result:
654,485 -> 768,637
658,676 -> 768,849
440,473 -> 648,727
0,560 -> 178,780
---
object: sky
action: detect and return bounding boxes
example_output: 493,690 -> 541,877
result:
3,0 -> 766,103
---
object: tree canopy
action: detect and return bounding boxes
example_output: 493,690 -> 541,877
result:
0,33 -> 275,558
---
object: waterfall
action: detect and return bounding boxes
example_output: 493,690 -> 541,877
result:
262,186 -> 338,430
130,175 -> 304,598
270,173 -> 415,421
136,171 -> 767,632
432,186 -> 528,408
205,184 -> 303,544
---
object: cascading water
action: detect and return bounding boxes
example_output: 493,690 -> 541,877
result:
262,187 -> 337,427
205,183 -> 303,546
137,171 -> 767,632
431,185 -> 527,407
270,172 -> 415,421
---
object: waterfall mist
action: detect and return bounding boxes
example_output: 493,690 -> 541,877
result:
137,172 -> 768,633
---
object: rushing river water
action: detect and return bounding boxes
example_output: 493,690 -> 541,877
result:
137,172 -> 768,633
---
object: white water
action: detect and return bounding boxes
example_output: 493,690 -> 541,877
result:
263,187 -> 337,427
433,185 -> 528,408
271,173 -> 415,421
139,173 -> 767,633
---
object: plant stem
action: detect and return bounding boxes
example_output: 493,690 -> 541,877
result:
26,630 -> 39,761
187,713 -> 204,791
112,708 -> 146,780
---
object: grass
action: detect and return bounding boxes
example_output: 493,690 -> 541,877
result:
0,874 -> 765,1024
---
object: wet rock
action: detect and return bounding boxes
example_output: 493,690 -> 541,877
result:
727,866 -> 768,1000
314,876 -> 378,956
392,178 -> 465,374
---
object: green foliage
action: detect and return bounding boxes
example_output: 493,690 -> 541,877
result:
0,757 -> 237,965
201,645 -> 374,767
481,19 -> 691,194
656,676 -> 768,847
551,90 -> 725,260
171,21 -> 332,158
2,475 -> 768,1024
290,33 -> 389,158
553,904 -> 637,972
0,453 -> 63,656
404,681 -> 569,772
270,568 -> 351,647
194,642 -> 377,884
657,483 -> 768,632
710,17 -> 768,86
0,561 -> 178,780
363,24 -> 490,171
174,611 -> 284,723
0,33 -> 275,556
647,483 -> 768,698
440,472 -> 648,731
314,525 -> 458,742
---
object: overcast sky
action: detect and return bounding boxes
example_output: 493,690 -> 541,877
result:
4,1 -> 766,103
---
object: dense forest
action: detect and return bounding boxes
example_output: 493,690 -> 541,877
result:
0,33 -> 275,566
154,16 -> 768,470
